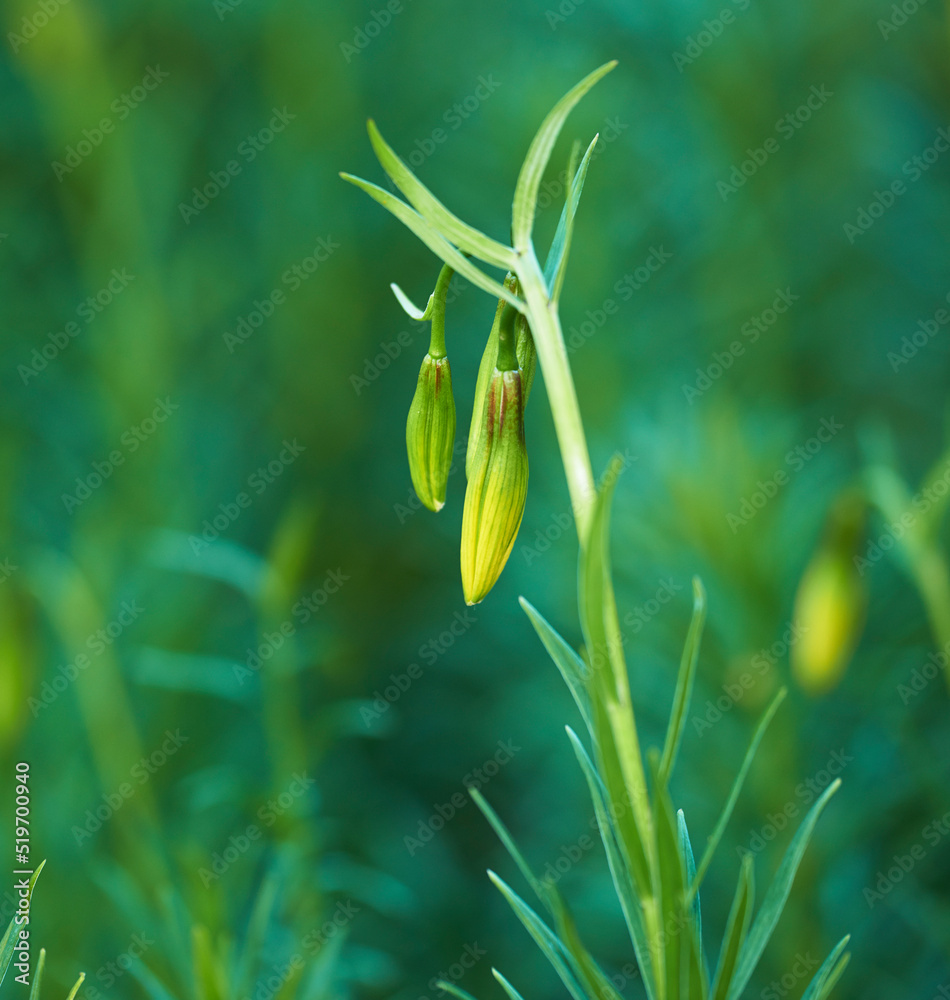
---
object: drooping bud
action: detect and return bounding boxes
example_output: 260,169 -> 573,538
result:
461,305 -> 529,605
467,273 -> 535,478
791,493 -> 867,695
405,265 -> 456,511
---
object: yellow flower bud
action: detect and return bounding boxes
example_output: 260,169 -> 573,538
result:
791,496 -> 867,695
461,306 -> 529,605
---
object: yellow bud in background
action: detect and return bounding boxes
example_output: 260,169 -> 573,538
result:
461,305 -> 529,605
406,353 -> 456,511
791,494 -> 867,695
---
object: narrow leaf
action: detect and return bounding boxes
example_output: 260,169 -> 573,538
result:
677,810 -> 702,953
801,936 -> 851,1000
65,973 -> 87,1000
492,969 -> 527,1000
659,576 -> 707,788
726,779 -> 842,1000
543,134 -> 599,293
470,787 -> 542,898
550,140 -> 581,303
710,856 -> 754,1000
520,597 -> 592,734
566,728 -> 657,1000
488,871 -> 588,1000
511,61 -> 617,250
391,282 -> 433,320
340,174 -> 522,309
435,984 -> 480,1000
367,120 -> 515,268
28,948 -> 45,1000
689,688 -> 787,901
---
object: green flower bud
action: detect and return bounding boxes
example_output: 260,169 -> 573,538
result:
405,264 -> 456,512
461,305 -> 529,605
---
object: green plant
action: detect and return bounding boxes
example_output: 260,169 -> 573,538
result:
342,62 -> 850,1000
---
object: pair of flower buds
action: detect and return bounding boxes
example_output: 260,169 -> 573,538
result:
404,266 -> 535,605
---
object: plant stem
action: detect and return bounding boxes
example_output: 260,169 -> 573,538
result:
516,250 -> 596,543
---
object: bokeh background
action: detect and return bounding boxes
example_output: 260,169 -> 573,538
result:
1,0 -> 949,998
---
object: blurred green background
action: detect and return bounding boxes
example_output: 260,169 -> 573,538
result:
2,0 -> 949,998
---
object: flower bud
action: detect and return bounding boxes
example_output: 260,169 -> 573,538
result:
406,354 -> 455,512
461,307 -> 528,605
406,264 -> 456,512
791,495 -> 867,695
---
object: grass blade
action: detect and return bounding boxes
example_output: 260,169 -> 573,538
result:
543,134 -> 598,294
470,787 -> 542,898
801,936 -> 851,1000
65,972 -> 87,1000
367,120 -> 515,268
710,856 -> 754,1000
492,969 -> 527,1000
511,62 -> 617,251
27,948 -> 45,1000
688,688 -> 786,901
725,780 -> 841,1000
437,984 -> 481,1000
549,140 -> 581,303
487,871 -> 587,1000
659,577 -> 707,788
677,810 -> 702,954
520,597 -> 592,735
566,728 -> 657,1000
339,174 -> 521,309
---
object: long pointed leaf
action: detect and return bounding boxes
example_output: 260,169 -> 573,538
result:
566,727 -> 657,1000
339,174 -> 522,309
801,936 -> 851,1000
488,871 -> 587,1000
511,61 -> 617,251
710,856 -> 754,1000
543,134 -> 598,293
492,969 -> 527,1000
659,577 -> 707,787
367,120 -> 515,268
726,780 -> 842,1000
520,597 -> 592,735
689,688 -> 786,901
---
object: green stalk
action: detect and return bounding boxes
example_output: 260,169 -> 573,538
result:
514,248 -> 665,996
